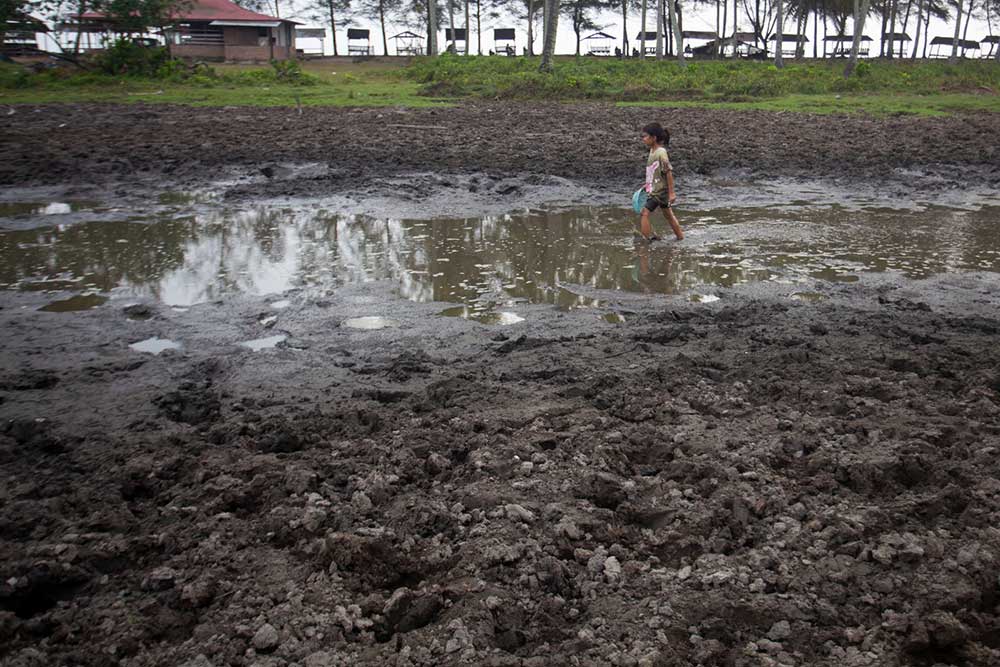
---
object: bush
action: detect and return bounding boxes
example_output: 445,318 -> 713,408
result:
91,38 -> 170,76
402,56 -> 1000,102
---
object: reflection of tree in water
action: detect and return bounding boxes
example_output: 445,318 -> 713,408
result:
15,202 -> 990,307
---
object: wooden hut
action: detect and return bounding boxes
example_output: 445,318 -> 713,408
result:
583,31 -> 614,56
881,31 -> 911,57
444,28 -> 467,55
391,31 -> 424,56
347,28 -> 371,56
982,36 -> 1000,59
769,34 -> 808,57
823,34 -> 872,57
634,30 -> 657,56
295,27 -> 326,57
72,0 -> 298,61
929,36 -> 980,58
493,28 -> 516,56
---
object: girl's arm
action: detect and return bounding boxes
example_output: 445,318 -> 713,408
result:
665,166 -> 676,203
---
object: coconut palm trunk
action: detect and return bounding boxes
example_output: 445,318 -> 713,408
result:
911,0 -> 924,59
668,0 -> 686,64
465,0 -> 470,55
528,0 -> 535,55
428,0 -> 438,55
844,0 -> 870,76
657,0 -> 665,57
622,0 -> 629,56
775,0 -> 784,67
328,0 -> 340,55
380,0 -> 388,55
640,0 -> 648,58
949,0 -> 963,62
538,0 -> 559,70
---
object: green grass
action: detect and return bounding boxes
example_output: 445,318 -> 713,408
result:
2,55 -> 998,115
619,92 -> 1000,116
0,59 -> 449,107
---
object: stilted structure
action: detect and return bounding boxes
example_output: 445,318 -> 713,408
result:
493,28 -> 515,56
347,28 -> 371,56
881,32 -> 911,57
769,34 -> 808,58
582,31 -> 614,56
391,30 -> 424,56
823,34 -> 871,57
929,36 -> 980,58
982,36 -> 1000,58
295,27 -> 326,57
444,28 -> 467,55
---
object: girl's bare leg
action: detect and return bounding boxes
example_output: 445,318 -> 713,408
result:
639,209 -> 654,240
662,207 -> 683,240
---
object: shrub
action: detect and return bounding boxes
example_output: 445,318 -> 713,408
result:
91,38 -> 170,76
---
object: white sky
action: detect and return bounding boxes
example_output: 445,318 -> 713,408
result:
284,2 -> 997,57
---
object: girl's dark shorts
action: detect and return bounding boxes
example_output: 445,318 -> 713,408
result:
644,191 -> 672,211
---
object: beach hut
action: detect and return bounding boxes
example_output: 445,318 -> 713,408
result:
583,30 -> 614,56
929,36 -> 980,58
769,33 -> 808,57
347,28 -> 371,56
823,34 -> 872,57
719,32 -> 762,58
69,0 -> 298,61
1,11 -> 49,57
634,30 -> 657,56
295,27 -> 325,57
391,30 -> 424,56
444,28 -> 467,54
881,31 -> 911,57
681,30 -> 717,57
493,28 -> 515,56
982,36 -> 1000,58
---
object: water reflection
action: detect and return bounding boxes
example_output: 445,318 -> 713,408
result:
1,204 -> 999,310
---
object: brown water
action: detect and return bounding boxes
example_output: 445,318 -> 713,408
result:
2,202 -> 999,311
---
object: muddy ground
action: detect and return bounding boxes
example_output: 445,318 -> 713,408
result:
1,104 -> 1000,667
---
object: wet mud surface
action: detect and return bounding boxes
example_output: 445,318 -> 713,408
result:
2,104 -> 1000,666
2,102 -> 1000,194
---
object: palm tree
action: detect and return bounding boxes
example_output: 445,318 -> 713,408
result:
668,0 -> 686,63
949,0 -> 963,61
776,0 -> 785,66
539,0 -> 559,69
845,0 -> 871,75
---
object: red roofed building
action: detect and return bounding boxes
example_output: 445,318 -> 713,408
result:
76,0 -> 299,62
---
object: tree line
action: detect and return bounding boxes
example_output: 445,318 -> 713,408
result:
2,0 -> 998,75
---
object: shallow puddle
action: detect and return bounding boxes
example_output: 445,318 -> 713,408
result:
439,306 -> 525,325
0,201 -> 97,218
2,200 -> 999,312
239,334 -> 287,351
343,316 -> 398,330
130,337 -> 181,354
38,293 -> 108,312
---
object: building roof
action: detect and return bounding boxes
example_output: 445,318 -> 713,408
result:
494,28 -> 515,40
982,36 -> 1000,44
823,35 -> 872,42
882,32 -> 911,41
390,31 -> 423,40
930,36 -> 980,49
584,31 -> 615,41
79,0 -> 294,25
770,33 -> 809,43
682,31 -> 717,40
347,28 -> 370,39
635,31 -> 657,41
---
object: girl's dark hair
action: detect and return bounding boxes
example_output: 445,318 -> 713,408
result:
642,122 -> 670,146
